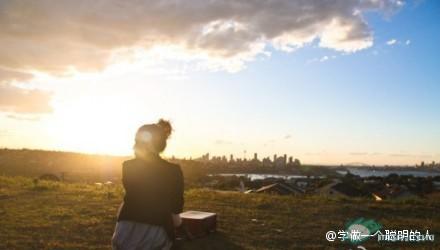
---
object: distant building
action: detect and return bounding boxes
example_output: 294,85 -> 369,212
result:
221,155 -> 227,162
262,157 -> 271,167
200,153 -> 210,161
273,156 -> 286,168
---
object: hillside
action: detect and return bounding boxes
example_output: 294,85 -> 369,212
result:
1,176 -> 439,249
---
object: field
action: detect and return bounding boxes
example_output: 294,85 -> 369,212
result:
1,175 -> 439,250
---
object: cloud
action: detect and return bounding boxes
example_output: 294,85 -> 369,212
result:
307,55 -> 338,64
320,56 -> 330,62
389,153 -> 411,157
0,84 -> 52,114
388,153 -> 435,158
386,38 -> 412,47
0,68 -> 33,84
0,129 -> 11,137
0,68 -> 53,114
6,114 -> 41,121
349,152 -> 368,156
284,134 -> 292,139
0,68 -> 52,114
0,0 -> 404,73
386,39 -> 397,45
215,139 -> 233,145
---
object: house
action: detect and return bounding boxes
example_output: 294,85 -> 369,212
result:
372,184 -> 418,201
289,178 -> 312,188
316,180 -> 366,198
255,183 -> 304,195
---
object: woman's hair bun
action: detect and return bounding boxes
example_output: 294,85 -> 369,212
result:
156,119 -> 172,139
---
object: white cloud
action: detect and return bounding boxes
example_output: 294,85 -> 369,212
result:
386,39 -> 397,45
0,0 -> 405,74
320,56 -> 330,62
307,55 -> 337,64
405,39 -> 411,45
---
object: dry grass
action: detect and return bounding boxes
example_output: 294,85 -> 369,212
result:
1,176 -> 439,249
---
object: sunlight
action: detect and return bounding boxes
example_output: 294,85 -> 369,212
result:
48,95 -> 138,155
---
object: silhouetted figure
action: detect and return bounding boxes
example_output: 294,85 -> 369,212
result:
112,119 -> 184,250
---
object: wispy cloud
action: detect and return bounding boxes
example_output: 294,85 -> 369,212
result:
214,139 -> 233,145
386,38 -> 411,46
0,129 -> 11,137
0,68 -> 33,84
320,56 -> 330,62
307,55 -> 338,64
386,39 -> 397,45
6,114 -> 41,121
349,152 -> 369,156
389,153 -> 411,157
0,85 -> 52,114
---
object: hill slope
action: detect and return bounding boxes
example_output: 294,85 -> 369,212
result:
1,176 -> 439,249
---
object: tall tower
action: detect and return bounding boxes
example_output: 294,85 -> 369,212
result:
254,153 -> 258,161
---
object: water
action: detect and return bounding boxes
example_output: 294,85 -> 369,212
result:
337,168 -> 440,178
213,169 -> 440,180
211,173 -> 324,181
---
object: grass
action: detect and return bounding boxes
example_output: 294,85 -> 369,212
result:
1,175 -> 439,250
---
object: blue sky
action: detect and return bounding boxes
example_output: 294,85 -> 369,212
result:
152,1 -> 440,164
0,0 -> 438,165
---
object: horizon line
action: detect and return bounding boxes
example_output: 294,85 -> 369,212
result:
1,146 -> 436,168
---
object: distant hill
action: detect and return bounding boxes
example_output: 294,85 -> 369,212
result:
343,162 -> 371,167
0,148 -> 127,182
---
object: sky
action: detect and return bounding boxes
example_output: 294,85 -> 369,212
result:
0,0 -> 439,165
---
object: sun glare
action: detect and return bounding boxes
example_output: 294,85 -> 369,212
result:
48,96 -> 138,156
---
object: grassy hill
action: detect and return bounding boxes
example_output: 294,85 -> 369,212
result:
1,175 -> 439,249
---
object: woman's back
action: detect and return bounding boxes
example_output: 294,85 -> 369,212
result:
117,157 -> 184,233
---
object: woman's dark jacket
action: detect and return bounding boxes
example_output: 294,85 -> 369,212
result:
117,156 -> 184,239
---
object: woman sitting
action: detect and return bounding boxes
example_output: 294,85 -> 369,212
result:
112,119 -> 184,250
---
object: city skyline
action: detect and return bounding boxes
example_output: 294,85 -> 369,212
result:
0,0 -> 439,165
192,152 -> 437,167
